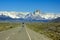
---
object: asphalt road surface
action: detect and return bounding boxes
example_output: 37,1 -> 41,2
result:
0,25 -> 53,40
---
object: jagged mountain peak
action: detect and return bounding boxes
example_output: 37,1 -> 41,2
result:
0,11 -> 60,21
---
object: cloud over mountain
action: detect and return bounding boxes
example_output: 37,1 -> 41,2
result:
0,11 -> 30,19
0,10 -> 60,20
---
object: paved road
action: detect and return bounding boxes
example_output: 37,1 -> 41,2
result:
0,25 -> 53,40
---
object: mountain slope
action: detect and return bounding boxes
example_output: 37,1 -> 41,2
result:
0,14 -> 13,20
0,10 -> 60,22
50,17 -> 60,22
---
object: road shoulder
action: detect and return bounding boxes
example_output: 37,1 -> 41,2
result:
26,27 -> 53,40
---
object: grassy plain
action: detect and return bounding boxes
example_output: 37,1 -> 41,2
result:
26,22 -> 60,40
0,22 -> 21,31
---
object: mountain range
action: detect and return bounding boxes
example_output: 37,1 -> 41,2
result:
0,10 -> 60,22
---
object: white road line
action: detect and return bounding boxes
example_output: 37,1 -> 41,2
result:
6,36 -> 10,40
25,27 -> 32,40
5,33 -> 16,40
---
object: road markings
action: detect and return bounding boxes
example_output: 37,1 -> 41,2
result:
5,32 -> 16,40
25,27 -> 32,40
6,36 -> 10,40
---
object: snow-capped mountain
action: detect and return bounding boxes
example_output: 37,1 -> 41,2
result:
0,11 -> 30,19
0,10 -> 60,22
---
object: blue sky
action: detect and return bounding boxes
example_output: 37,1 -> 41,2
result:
0,0 -> 60,13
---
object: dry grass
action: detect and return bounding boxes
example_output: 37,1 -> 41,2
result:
0,22 -> 21,31
26,22 -> 60,40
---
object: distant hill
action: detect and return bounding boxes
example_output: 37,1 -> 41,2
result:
0,14 -> 13,21
0,10 -> 60,22
0,14 -> 50,22
51,17 -> 60,22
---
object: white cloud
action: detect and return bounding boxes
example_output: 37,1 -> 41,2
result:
0,11 -> 60,20
0,11 -> 30,18
41,13 -> 57,19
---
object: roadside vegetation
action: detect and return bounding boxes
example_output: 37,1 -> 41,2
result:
26,22 -> 60,40
0,22 -> 21,31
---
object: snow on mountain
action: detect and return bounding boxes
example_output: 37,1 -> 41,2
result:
30,10 -> 60,20
0,11 -> 60,20
41,13 -> 57,20
42,13 -> 60,20
0,11 -> 30,19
